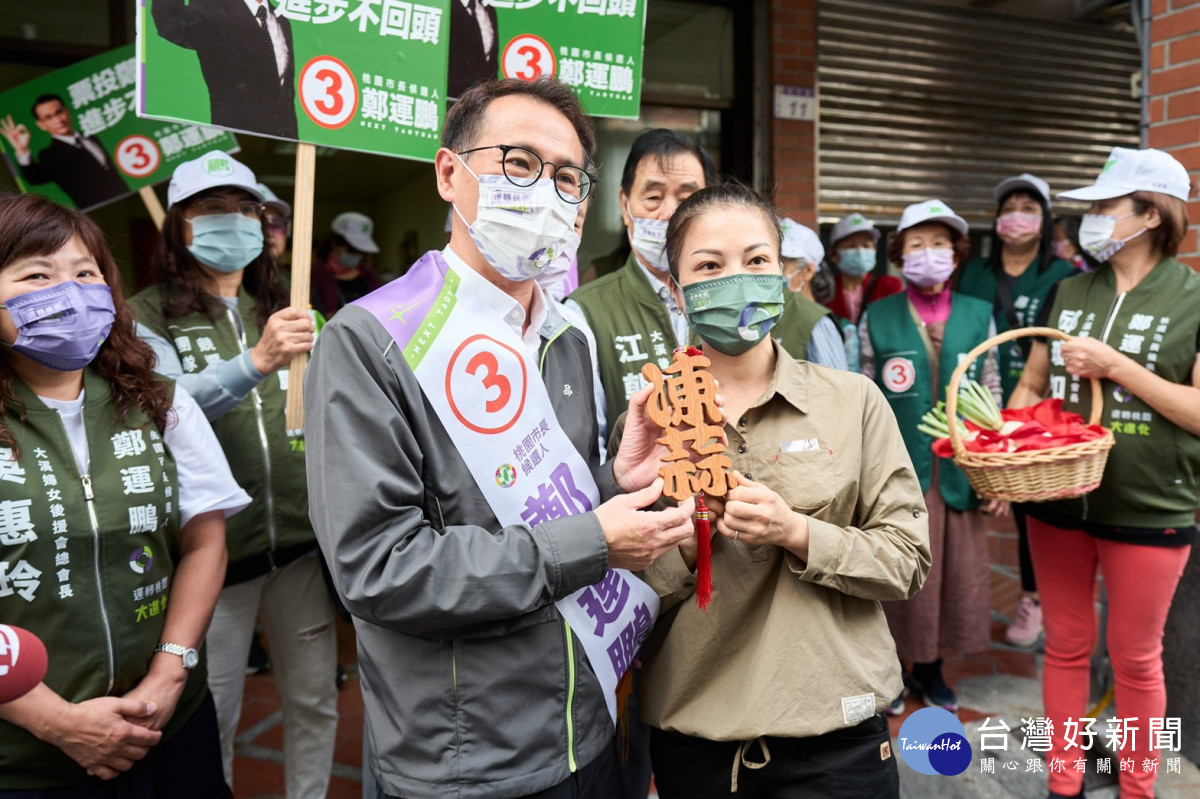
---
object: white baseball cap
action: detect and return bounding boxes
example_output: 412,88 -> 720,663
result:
167,150 -> 263,209
897,199 -> 969,237
995,173 -> 1051,206
1057,147 -> 1191,203
829,212 -> 880,247
779,217 -> 824,267
257,183 -> 291,218
332,212 -> 380,253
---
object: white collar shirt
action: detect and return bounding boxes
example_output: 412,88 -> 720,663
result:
442,246 -> 548,358
457,0 -> 496,56
636,256 -> 689,348
49,133 -> 108,168
242,0 -> 288,82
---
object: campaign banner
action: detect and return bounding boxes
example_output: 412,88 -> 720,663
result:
0,44 -> 238,212
137,0 -> 450,163
462,0 -> 646,119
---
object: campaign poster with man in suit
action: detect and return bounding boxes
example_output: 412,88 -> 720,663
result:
138,0 -> 452,162
0,44 -> 239,212
457,0 -> 647,118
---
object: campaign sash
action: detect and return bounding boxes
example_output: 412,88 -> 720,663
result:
354,250 -> 658,725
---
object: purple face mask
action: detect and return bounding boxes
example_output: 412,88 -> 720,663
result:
1,282 -> 116,371
901,248 -> 956,288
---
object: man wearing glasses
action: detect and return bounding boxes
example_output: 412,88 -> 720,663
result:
305,79 -> 696,799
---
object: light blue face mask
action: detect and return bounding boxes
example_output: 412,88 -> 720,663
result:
187,213 -> 264,273
837,246 -> 876,277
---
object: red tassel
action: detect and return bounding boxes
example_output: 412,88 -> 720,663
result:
695,494 -> 712,609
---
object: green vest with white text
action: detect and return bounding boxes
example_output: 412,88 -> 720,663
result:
0,370 -> 205,790
866,292 -> 993,511
131,285 -> 314,584
1039,258 -> 1200,529
569,253 -> 680,433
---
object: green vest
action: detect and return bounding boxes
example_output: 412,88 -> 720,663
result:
1039,258 -> 1200,528
957,256 -> 1077,400
130,285 -> 314,584
866,292 -> 993,511
773,291 -> 831,361
569,254 -> 680,432
0,370 -> 206,790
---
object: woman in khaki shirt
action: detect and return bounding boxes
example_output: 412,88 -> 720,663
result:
633,183 -> 931,798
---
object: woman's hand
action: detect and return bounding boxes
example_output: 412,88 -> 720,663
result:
982,499 -> 1010,517
1061,337 -> 1124,380
713,475 -> 809,558
122,658 -> 188,732
47,696 -> 162,779
249,306 -> 315,374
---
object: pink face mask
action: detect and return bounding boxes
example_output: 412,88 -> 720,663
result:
996,212 -> 1042,240
902,248 -> 956,287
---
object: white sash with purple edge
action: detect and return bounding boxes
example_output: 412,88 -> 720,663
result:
353,250 -> 658,726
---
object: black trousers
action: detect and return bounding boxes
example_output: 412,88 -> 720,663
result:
0,692 -> 230,799
650,715 -> 899,799
381,738 -> 621,799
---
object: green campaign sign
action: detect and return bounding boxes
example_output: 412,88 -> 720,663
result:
137,0 -> 450,162
0,44 -> 238,212
488,0 -> 646,119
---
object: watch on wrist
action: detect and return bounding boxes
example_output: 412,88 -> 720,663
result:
154,642 -> 199,670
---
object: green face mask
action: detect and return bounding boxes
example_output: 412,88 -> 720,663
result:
681,273 -> 785,356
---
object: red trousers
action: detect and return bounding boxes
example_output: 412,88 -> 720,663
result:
1027,518 -> 1190,799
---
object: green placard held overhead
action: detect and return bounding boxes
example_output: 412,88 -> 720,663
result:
138,0 -> 452,162
0,44 -> 239,212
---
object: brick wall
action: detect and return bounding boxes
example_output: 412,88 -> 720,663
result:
1149,0 -> 1200,269
770,0 -> 819,227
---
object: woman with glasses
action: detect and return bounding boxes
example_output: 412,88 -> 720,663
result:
0,193 -> 248,797
128,151 -> 338,798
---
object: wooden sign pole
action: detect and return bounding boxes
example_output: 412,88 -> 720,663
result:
285,142 -> 317,431
138,186 -> 165,231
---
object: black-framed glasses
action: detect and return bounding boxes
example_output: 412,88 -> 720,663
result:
189,197 -> 263,219
458,144 -> 594,204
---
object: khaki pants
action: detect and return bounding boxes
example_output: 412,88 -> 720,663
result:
206,552 -> 339,799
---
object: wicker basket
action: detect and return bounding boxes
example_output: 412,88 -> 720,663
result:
945,326 -> 1115,503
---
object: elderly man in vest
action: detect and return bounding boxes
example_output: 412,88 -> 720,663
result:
567,129 -> 716,440
304,78 -> 696,799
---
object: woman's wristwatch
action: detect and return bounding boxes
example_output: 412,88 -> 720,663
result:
154,642 -> 199,669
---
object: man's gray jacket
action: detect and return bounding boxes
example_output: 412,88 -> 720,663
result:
305,293 -> 620,798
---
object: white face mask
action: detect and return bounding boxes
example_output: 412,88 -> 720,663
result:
1078,211 -> 1146,263
453,155 -> 578,282
626,200 -> 669,273
535,230 -> 580,300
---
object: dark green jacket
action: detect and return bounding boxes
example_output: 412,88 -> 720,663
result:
866,292 -> 993,511
957,256 -> 1076,400
774,292 -> 831,361
1038,258 -> 1200,529
569,253 -> 680,433
0,370 -> 207,790
131,285 -> 314,584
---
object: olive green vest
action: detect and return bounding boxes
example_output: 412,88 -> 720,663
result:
1038,258 -> 1200,529
130,285 -> 314,584
773,291 -> 831,362
569,254 -> 680,432
0,370 -> 206,790
957,256 -> 1077,401
867,292 -> 993,511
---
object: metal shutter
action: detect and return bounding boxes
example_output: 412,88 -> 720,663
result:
817,0 -> 1142,226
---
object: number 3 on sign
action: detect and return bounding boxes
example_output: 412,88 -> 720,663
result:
446,335 -> 528,434
115,135 -> 161,179
502,35 -> 557,82
299,55 -> 358,129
